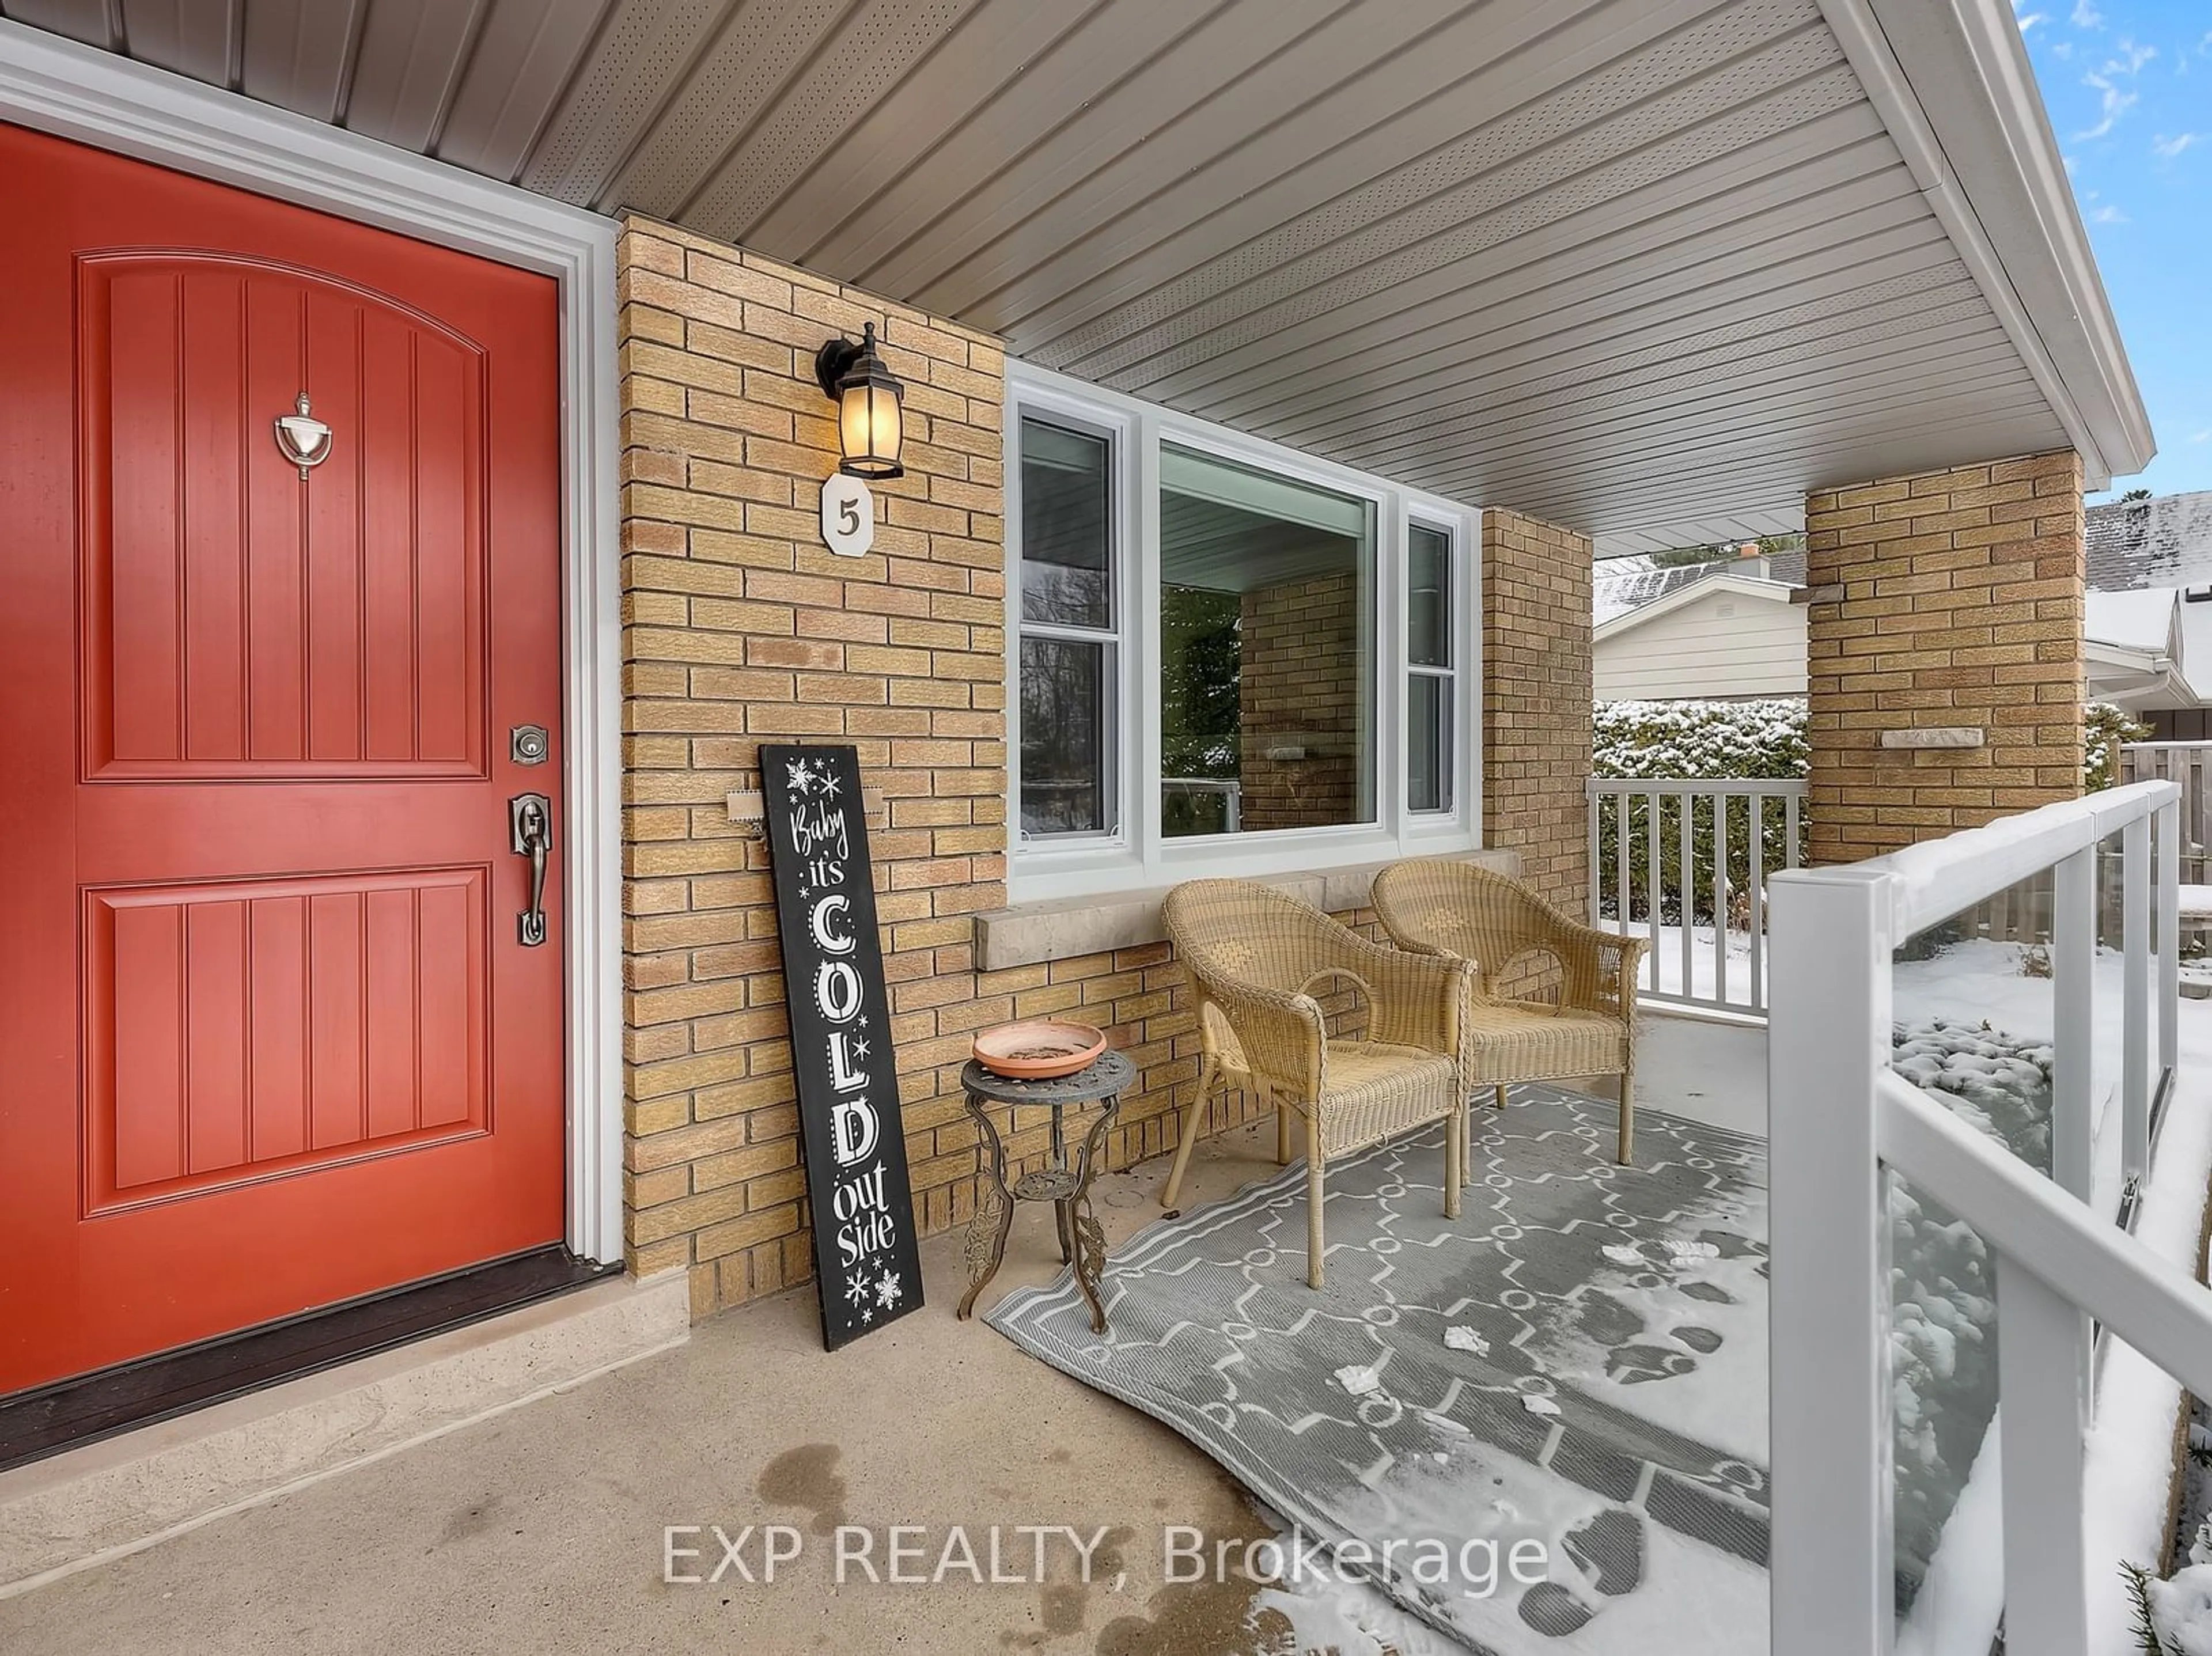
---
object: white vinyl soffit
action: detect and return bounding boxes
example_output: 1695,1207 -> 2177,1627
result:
3,0 -> 2151,554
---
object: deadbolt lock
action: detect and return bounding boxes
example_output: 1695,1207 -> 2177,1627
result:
510,725 -> 550,766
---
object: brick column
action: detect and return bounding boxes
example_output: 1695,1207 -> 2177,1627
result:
1481,508 -> 1593,911
1803,451 -> 2085,865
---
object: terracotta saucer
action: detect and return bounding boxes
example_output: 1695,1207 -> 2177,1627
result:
972,1019 -> 1108,1080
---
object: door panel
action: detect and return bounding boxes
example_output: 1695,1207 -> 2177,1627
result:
79,253 -> 488,779
0,121 -> 567,1394
82,869 -> 491,1212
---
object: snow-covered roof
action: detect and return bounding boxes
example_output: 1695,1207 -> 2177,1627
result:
1594,570 -> 1799,642
2080,586 -> 2212,710
1592,562 -> 1709,626
1592,548 -> 1805,627
2086,490 -> 2212,592
2084,588 -> 2177,655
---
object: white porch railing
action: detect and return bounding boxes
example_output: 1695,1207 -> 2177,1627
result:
1585,777 -> 1805,1014
1768,780 -> 2188,1656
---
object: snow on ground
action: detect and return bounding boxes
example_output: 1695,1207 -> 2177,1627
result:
1891,950 -> 2212,1656
1600,919 -> 1763,1007
2081,984 -> 2212,1654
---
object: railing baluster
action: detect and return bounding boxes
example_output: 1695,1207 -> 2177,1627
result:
1588,784 -> 1603,930
1748,794 -> 1767,1011
1713,793 -> 1728,1007
2124,814 -> 2152,1188
1995,1256 -> 2092,1656
2052,849 -> 2095,1207
2053,846 -> 2098,1412
1785,788 -> 1802,869
2161,798 -> 2180,1082
1646,789 -> 1662,996
1615,792 -> 1631,975
1679,791 -> 1694,1003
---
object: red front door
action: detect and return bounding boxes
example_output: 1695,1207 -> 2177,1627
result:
0,123 -> 569,1394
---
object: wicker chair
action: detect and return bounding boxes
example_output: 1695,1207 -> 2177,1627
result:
1370,859 -> 1648,1166
1158,878 -> 1471,1289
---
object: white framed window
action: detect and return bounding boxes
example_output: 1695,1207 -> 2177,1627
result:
1013,409 -> 1123,841
1159,441 -> 1378,839
1006,364 -> 1480,901
1406,517 -> 1458,815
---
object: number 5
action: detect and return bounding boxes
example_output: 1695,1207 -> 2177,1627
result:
839,498 -> 860,535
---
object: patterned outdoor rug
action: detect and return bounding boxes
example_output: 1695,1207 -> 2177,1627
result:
986,1086 -> 1771,1653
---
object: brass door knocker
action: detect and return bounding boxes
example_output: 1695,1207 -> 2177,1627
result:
273,393 -> 332,479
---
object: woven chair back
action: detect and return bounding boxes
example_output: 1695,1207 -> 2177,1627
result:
1160,878 -> 1359,1001
1372,860 -> 1566,993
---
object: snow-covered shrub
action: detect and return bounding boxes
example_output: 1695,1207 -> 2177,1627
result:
1887,1017 -> 2054,1592
2120,1444 -> 2212,1651
2124,1558 -> 2212,1654
1593,698 -> 1810,780
2086,701 -> 2151,793
1593,700 -> 1807,922
1892,1019 -> 2055,1174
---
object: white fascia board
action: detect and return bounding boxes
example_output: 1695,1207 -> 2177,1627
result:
1593,571 -> 1797,642
1819,0 -> 2156,486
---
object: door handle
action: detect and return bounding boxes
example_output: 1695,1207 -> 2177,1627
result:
509,793 -> 552,947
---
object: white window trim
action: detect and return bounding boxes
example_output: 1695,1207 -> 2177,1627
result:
0,20 -> 626,1265
1007,390 -> 1135,850
1007,362 -> 1483,904
1405,509 -> 1466,821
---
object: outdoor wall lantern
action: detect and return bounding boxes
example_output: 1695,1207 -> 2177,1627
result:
814,322 -> 905,480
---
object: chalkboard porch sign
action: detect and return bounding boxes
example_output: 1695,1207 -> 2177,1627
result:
760,743 -> 925,1350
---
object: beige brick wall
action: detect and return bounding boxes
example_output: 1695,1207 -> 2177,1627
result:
1482,509 -> 1594,912
617,218 -> 1306,1319
1803,451 -> 2085,865
1238,571 -> 1363,831
618,216 -> 1015,1317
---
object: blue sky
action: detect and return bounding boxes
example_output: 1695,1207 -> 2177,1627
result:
2014,0 -> 2212,499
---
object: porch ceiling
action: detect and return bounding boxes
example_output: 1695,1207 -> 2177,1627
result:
2,0 -> 2152,557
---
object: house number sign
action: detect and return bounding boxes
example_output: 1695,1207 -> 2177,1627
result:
760,742 -> 923,1350
820,473 -> 874,558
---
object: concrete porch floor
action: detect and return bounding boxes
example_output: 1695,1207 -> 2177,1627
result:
0,1013 -> 1766,1656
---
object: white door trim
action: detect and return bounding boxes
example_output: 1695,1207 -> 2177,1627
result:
0,19 -> 626,1265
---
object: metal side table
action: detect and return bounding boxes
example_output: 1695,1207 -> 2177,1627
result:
955,1049 -> 1134,1333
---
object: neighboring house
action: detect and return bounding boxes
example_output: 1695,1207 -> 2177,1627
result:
1594,549 -> 1809,701
2085,490 -> 2212,738
1600,503 -> 2212,722
2084,585 -> 2212,735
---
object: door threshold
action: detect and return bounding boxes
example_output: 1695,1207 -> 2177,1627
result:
0,1246 -> 618,1472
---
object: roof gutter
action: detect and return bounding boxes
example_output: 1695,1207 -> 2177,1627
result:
1816,0 -> 2156,487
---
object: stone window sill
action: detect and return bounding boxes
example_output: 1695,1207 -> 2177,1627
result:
972,848 -> 1522,973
